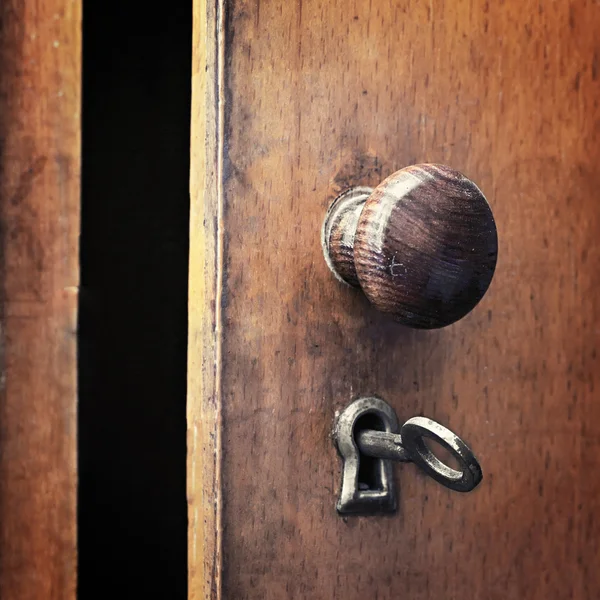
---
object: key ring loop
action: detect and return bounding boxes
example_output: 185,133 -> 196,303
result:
400,417 -> 482,492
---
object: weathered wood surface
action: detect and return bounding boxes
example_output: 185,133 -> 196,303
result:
189,0 -> 222,598
189,0 -> 600,598
0,1 -> 80,598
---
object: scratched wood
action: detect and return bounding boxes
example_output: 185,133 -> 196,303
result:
188,1 -> 222,598
0,1 -> 80,598
189,0 -> 600,598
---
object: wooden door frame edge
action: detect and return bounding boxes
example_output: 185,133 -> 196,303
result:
188,0 -> 225,598
0,1 -> 81,597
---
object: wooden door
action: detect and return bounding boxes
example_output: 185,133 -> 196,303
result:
189,1 -> 600,598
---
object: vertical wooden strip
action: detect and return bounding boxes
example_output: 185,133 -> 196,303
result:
0,1 -> 81,599
189,0 -> 223,598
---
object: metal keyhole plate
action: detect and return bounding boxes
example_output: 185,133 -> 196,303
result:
333,397 -> 399,515
334,397 -> 482,515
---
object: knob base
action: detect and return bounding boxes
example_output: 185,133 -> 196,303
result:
322,186 -> 372,287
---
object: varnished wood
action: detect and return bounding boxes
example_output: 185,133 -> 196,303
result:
0,1 -> 80,598
189,0 -> 600,598
325,164 -> 497,328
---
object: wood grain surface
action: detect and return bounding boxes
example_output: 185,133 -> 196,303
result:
189,0 -> 600,598
189,1 -> 222,598
0,1 -> 80,598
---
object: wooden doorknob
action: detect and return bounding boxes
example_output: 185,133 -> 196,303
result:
322,164 -> 498,329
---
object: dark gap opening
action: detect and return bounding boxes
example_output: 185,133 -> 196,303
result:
354,414 -> 386,491
78,3 -> 191,598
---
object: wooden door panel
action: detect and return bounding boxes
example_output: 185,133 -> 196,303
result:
189,1 -> 600,598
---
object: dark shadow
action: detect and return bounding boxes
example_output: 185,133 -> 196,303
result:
354,413 -> 386,491
79,2 -> 190,598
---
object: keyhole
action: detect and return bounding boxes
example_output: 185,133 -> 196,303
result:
334,396 -> 399,514
354,413 -> 386,491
